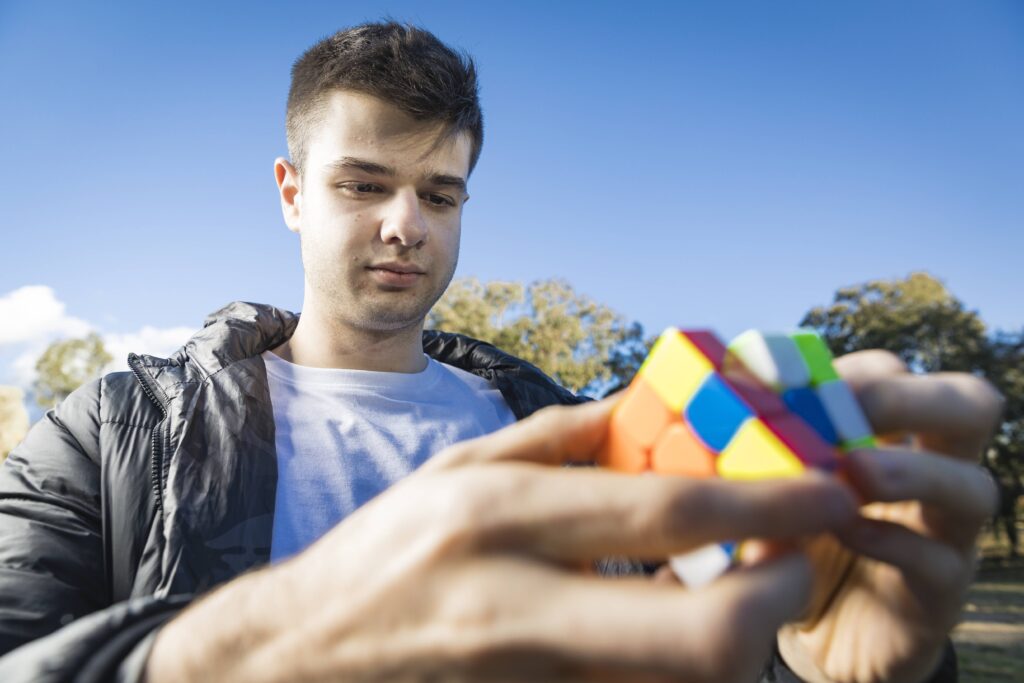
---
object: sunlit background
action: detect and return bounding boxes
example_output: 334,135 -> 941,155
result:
2,0 -> 1022,408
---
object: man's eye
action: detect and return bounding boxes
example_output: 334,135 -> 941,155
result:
339,182 -> 382,194
425,193 -> 455,207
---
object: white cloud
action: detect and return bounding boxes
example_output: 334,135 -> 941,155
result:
0,286 -> 91,345
0,287 -> 196,397
9,349 -> 42,392
102,325 -> 196,372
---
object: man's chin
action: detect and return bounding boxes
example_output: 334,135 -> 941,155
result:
339,303 -> 434,335
313,282 -> 449,334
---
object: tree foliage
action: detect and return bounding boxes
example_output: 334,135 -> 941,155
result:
801,271 -> 1021,485
427,278 -> 644,395
0,386 -> 29,461
801,272 -> 989,373
985,330 -> 1024,479
33,333 -> 112,409
603,322 -> 654,395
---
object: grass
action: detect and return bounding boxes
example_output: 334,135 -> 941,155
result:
952,526 -> 1024,683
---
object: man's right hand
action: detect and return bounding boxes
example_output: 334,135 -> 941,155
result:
146,400 -> 857,683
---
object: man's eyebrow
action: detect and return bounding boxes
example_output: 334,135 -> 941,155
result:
428,174 -> 467,192
325,157 -> 396,176
325,157 -> 466,192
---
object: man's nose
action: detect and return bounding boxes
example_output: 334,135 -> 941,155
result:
379,190 -> 428,248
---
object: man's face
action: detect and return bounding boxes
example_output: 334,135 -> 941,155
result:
278,90 -> 471,335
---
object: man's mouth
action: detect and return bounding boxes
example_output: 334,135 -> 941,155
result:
368,262 -> 426,275
367,262 -> 426,287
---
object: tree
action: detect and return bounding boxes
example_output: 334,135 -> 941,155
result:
984,330 -> 1024,477
602,321 -> 654,395
800,271 -> 989,373
427,278 -> 644,396
0,386 -> 29,462
33,333 -> 112,409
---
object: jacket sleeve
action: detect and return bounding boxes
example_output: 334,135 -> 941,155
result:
760,640 -> 958,682
0,380 -> 190,682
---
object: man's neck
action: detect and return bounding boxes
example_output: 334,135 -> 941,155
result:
270,307 -> 427,374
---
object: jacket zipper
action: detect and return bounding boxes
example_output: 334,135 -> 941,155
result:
128,353 -> 169,518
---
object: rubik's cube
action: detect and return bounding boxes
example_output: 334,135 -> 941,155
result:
598,327 -> 875,586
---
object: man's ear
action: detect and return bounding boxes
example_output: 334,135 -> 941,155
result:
275,157 -> 302,234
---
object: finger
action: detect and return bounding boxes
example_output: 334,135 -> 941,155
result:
834,350 -> 1005,457
546,552 -> 814,681
834,349 -> 909,393
423,398 -> 618,472
836,516 -> 972,603
843,447 -> 999,525
456,465 -> 857,560
852,374 -> 1004,459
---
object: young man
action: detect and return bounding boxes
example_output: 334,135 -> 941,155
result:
0,22 -> 1001,683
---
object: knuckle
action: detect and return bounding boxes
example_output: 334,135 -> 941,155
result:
430,467 -> 536,551
868,349 -> 910,374
878,462 -> 911,500
431,441 -> 474,470
442,570 -> 504,630
533,403 -> 572,427
928,546 -> 969,594
857,382 -> 901,432
857,451 -> 911,501
836,349 -> 909,377
967,375 -> 1006,425
934,374 -> 1005,437
655,480 -> 713,545
428,471 -> 495,547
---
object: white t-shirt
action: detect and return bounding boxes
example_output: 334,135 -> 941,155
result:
263,351 -> 517,562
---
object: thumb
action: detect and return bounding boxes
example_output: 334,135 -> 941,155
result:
423,398 -> 619,472
700,550 -> 814,642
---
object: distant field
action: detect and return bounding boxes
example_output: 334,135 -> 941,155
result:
953,526 -> 1024,683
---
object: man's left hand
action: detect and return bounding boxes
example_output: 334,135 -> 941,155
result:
778,350 -> 1004,683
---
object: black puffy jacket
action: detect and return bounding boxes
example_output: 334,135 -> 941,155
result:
0,302 -> 956,682
0,302 -> 584,681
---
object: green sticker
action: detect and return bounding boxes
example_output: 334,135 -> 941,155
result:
841,435 -> 877,452
790,329 -> 839,386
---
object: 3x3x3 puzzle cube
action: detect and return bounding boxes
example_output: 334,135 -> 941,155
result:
598,327 -> 876,586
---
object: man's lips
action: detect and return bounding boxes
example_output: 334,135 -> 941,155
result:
368,262 -> 426,275
366,262 -> 426,287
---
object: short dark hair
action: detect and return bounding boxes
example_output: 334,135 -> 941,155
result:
286,22 -> 483,176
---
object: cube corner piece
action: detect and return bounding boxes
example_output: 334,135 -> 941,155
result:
639,328 -> 716,413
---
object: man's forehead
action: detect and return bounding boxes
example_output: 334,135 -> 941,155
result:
306,90 -> 472,177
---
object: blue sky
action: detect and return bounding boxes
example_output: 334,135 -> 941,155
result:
1,1 -> 1021,393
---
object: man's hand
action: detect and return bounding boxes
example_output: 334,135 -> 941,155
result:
147,400 -> 858,683
778,350 -> 1004,683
